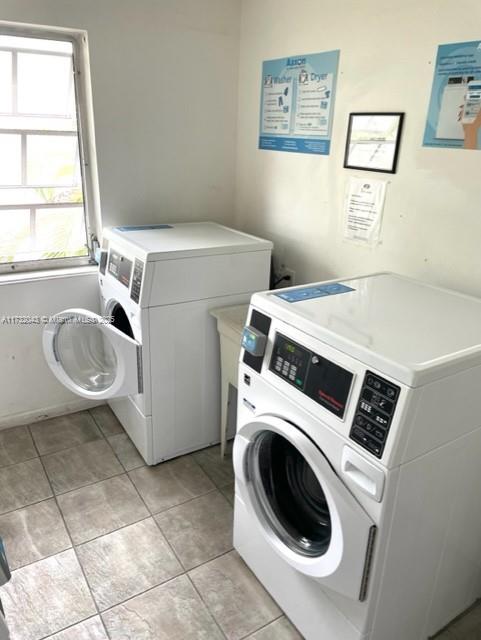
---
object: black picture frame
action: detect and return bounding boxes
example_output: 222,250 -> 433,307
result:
343,112 -> 404,174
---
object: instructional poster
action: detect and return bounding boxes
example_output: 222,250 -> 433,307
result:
259,50 -> 340,155
343,177 -> 387,246
423,41 -> 481,150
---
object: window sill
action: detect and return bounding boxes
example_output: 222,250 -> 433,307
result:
0,264 -> 98,286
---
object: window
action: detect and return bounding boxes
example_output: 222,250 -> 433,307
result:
0,25 -> 100,272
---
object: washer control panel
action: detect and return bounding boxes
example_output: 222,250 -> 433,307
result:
350,372 -> 400,458
269,333 -> 353,419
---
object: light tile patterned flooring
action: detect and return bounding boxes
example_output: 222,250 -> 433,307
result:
0,407 -> 297,640
0,406 -> 478,640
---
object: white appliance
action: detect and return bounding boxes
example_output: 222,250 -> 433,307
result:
43,222 -> 272,465
234,273 -> 481,640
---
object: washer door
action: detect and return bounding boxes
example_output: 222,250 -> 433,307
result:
234,415 -> 376,601
43,308 -> 142,400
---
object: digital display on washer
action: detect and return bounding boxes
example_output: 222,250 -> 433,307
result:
269,333 -> 353,419
107,250 -> 132,288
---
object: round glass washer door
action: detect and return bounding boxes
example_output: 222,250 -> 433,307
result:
55,319 -> 118,392
43,307 -> 141,401
234,415 -> 376,598
248,430 -> 332,557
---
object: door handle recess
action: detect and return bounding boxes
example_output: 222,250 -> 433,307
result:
341,446 -> 385,502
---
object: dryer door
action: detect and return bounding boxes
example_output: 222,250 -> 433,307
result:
43,308 -> 142,400
234,415 -> 376,601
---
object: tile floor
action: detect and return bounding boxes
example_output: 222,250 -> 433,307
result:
0,408 -> 298,640
0,406 -> 478,640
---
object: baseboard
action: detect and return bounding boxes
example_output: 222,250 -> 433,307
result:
0,399 -> 105,430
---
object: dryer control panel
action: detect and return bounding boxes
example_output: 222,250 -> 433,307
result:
104,247 -> 144,304
108,250 -> 132,288
350,372 -> 400,458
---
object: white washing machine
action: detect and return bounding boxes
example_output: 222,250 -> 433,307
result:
43,222 -> 272,465
234,273 -> 481,640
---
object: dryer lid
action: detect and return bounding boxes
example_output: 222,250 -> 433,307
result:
105,222 -> 273,262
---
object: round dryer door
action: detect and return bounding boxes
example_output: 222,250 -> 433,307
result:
43,308 -> 142,400
234,415 -> 376,601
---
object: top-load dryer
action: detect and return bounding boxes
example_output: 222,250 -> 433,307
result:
43,222 -> 272,465
234,272 -> 481,640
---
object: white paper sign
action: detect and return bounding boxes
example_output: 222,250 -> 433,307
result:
344,177 -> 387,246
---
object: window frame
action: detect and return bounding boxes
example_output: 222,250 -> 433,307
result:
0,21 -> 101,274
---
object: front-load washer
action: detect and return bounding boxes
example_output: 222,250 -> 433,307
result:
42,222 -> 272,465
234,272 -> 481,640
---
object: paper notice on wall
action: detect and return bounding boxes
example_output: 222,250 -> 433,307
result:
343,177 -> 386,246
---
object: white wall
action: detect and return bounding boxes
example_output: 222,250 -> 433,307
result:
0,272 -> 100,427
0,0 -> 241,227
235,0 -> 481,297
0,0 -> 241,426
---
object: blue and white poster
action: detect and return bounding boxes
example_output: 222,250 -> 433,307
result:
259,50 -> 340,155
423,41 -> 481,150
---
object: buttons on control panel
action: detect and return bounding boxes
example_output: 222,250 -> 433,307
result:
130,259 -> 144,304
274,355 -> 303,386
349,371 -> 400,459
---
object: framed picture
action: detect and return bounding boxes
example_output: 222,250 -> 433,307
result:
344,112 -> 404,173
